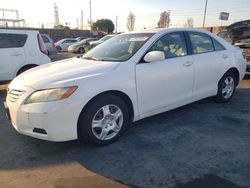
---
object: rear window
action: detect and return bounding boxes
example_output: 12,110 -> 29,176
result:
189,32 -> 214,54
41,35 -> 50,43
213,39 -> 226,51
0,33 -> 28,48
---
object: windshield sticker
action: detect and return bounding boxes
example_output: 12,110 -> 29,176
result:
129,37 -> 149,42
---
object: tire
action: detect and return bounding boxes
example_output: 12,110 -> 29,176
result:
17,65 -> 37,76
78,47 -> 85,54
78,94 -> 130,146
215,71 -> 237,103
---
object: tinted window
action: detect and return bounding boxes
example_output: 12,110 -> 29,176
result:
0,33 -> 27,48
41,35 -> 50,43
213,39 -> 225,51
149,32 -> 187,59
189,33 -> 214,54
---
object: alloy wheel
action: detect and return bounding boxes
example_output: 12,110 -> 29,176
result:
222,76 -> 235,99
91,104 -> 123,141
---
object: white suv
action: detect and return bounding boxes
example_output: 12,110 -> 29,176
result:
0,29 -> 51,82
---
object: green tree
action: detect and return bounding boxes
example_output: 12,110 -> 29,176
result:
92,19 -> 114,33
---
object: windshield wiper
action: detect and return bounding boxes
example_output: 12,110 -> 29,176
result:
82,56 -> 101,61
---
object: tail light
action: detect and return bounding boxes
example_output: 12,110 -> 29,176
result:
37,34 -> 48,55
52,42 -> 56,48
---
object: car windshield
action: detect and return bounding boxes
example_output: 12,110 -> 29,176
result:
99,35 -> 114,42
82,33 -> 154,62
75,39 -> 88,45
56,39 -> 66,43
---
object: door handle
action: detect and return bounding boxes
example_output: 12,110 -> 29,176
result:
222,54 -> 228,59
183,61 -> 193,67
11,52 -> 22,56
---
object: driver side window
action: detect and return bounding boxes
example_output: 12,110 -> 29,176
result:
149,32 -> 187,59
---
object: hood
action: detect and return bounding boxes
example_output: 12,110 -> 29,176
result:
227,20 -> 250,42
68,44 -> 78,49
90,41 -> 101,45
69,43 -> 85,48
10,57 -> 121,90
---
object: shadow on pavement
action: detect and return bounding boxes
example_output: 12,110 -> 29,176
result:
176,174 -> 247,188
0,86 -> 250,187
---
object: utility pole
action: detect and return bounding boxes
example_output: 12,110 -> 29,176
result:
89,0 -> 92,28
202,0 -> 208,28
54,3 -> 60,27
115,16 -> 118,33
81,10 -> 83,28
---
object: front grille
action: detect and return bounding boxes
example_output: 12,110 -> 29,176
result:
8,89 -> 25,102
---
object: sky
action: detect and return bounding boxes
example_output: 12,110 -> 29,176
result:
1,0 -> 250,31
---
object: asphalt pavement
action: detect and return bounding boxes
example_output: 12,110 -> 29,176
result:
0,53 -> 250,188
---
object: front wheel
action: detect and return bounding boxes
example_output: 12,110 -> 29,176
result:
78,47 -> 85,54
215,71 -> 236,103
78,94 -> 130,146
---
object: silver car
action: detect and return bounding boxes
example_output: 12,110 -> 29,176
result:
68,38 -> 98,53
55,38 -> 77,51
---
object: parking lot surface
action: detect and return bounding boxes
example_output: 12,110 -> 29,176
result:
0,54 -> 250,188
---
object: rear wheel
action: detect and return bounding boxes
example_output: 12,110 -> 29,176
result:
215,71 -> 236,103
78,94 -> 130,146
78,47 -> 85,54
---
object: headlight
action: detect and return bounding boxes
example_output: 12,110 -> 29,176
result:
25,86 -> 77,104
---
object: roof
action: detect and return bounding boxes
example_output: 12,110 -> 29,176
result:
125,27 -> 212,35
0,28 -> 39,34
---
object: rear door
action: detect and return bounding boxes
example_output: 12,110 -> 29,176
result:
187,32 -> 230,99
0,33 -> 27,81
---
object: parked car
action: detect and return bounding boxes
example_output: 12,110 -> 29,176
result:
5,28 -> 246,146
55,38 -> 77,51
41,34 -> 57,56
0,29 -> 51,82
217,20 -> 250,70
75,37 -> 88,42
88,34 -> 115,50
68,38 -> 98,53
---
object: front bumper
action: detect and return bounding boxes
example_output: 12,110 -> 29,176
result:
68,48 -> 77,53
6,86 -> 83,142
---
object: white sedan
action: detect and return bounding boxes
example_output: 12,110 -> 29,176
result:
5,28 -> 246,146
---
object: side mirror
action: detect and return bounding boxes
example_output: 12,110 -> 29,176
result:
144,51 -> 165,63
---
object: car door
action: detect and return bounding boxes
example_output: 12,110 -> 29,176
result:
187,32 -> 230,99
63,40 -> 76,50
61,40 -> 69,50
136,32 -> 194,116
0,33 -> 26,81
